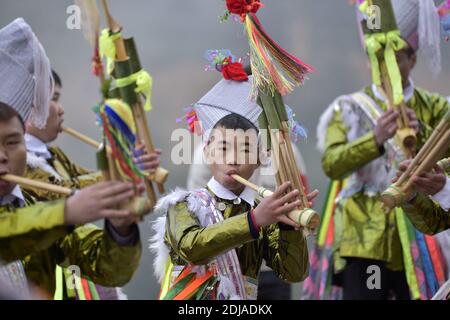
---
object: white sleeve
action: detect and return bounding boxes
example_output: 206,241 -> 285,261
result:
430,177 -> 450,211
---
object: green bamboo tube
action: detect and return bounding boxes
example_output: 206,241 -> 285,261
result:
113,58 -> 157,206
257,100 -> 271,150
362,0 -> 398,34
96,141 -> 110,180
122,37 -> 168,193
258,91 -> 282,130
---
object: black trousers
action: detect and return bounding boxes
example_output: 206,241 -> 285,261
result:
257,271 -> 291,300
341,258 -> 410,300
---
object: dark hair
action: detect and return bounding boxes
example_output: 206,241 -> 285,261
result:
213,113 -> 258,132
0,102 -> 25,131
52,69 -> 62,87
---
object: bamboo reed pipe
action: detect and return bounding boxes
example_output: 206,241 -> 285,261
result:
1,174 -> 72,196
63,127 -> 103,150
394,119 -> 449,187
230,174 -> 320,229
402,130 -> 450,191
281,122 -> 309,206
63,126 -> 168,188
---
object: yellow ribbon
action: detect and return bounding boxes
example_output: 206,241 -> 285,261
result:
99,28 -> 120,75
115,69 -> 153,111
364,30 -> 407,105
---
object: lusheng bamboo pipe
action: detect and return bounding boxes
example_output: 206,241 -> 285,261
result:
231,174 -> 320,230
0,174 -> 72,196
379,61 -> 416,157
63,126 -> 168,186
100,0 -> 168,197
393,114 -> 449,188
63,126 -> 106,150
381,111 -> 450,209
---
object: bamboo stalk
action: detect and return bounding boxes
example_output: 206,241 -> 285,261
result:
394,118 -> 449,187
281,122 -> 309,206
402,130 -> 450,191
1,174 -> 72,196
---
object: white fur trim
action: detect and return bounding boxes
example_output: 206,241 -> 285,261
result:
149,188 -> 215,283
316,95 -> 353,153
316,93 -> 404,197
26,151 -> 62,181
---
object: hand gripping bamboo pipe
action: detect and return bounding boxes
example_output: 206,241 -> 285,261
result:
231,174 -> 320,230
0,172 -> 153,218
381,110 -> 450,210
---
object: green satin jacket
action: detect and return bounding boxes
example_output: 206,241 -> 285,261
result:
401,195 -> 449,235
322,86 -> 449,272
24,146 -> 103,201
0,191 -> 141,297
165,190 -> 309,283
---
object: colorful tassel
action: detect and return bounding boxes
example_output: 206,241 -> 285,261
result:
98,99 -> 148,183
244,13 -> 313,97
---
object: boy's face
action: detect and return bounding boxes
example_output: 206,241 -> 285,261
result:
204,126 -> 259,195
27,84 -> 64,143
0,117 -> 27,197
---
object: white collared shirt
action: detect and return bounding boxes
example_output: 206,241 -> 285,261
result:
431,177 -> 450,211
207,177 -> 255,207
0,185 -> 26,208
24,133 -> 52,159
371,78 -> 415,103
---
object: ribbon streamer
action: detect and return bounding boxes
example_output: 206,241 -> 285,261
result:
99,28 -> 120,75
116,69 -> 153,111
364,30 -> 407,105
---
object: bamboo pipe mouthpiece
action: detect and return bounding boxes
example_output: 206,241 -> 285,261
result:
232,175 -> 320,229
0,174 -> 72,196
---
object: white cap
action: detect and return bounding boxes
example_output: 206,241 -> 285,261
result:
392,0 -> 441,75
0,18 -> 53,128
194,76 -> 262,139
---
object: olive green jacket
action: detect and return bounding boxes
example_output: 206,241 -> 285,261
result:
321,86 -> 449,271
401,195 -> 449,235
0,191 -> 141,296
25,146 -> 103,201
164,190 -> 309,283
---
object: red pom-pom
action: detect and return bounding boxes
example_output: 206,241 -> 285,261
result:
221,59 -> 249,82
226,0 -> 264,22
